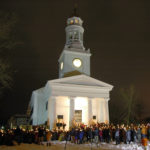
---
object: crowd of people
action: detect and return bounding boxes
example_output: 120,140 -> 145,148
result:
0,123 -> 150,146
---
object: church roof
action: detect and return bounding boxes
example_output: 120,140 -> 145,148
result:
48,74 -> 113,90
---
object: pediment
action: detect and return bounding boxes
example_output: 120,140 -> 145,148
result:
48,74 -> 113,89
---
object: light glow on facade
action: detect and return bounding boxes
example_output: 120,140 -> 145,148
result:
55,96 -> 70,129
74,97 -> 88,124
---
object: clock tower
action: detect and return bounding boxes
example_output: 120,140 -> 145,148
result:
58,9 -> 91,78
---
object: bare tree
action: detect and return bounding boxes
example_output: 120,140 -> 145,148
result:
0,11 -> 19,96
120,85 -> 137,124
110,85 -> 143,124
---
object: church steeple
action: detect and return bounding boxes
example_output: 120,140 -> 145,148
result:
65,6 -> 85,50
58,8 -> 91,78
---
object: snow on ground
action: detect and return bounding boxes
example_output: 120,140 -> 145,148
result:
51,141 -> 150,150
0,141 -> 149,150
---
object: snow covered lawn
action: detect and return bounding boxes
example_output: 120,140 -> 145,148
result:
0,141 -> 149,150
51,141 -> 149,150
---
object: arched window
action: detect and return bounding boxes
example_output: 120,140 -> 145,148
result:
80,32 -> 83,41
74,31 -> 79,40
69,32 -> 73,40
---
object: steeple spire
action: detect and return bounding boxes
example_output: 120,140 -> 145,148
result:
71,3 -> 79,17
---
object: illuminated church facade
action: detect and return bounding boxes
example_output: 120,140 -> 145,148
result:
29,11 -> 113,130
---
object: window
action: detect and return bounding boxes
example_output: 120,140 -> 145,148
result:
46,101 -> 48,110
30,119 -> 33,125
30,108 -> 33,115
57,115 -> 63,119
74,31 -> 79,40
93,116 -> 96,120
60,62 -> 63,70
69,32 -> 73,40
80,33 -> 83,41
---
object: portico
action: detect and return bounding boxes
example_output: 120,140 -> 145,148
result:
45,74 -> 113,130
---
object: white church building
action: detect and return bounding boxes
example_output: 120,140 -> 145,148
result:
29,11 -> 113,130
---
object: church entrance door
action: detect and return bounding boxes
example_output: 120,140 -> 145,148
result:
74,97 -> 88,125
74,110 -> 82,123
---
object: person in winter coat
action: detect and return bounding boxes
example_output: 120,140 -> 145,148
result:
126,127 -> 131,144
122,127 -> 127,144
103,127 -> 106,142
111,126 -> 116,142
105,126 -> 110,143
119,127 -> 124,143
74,129 -> 79,144
70,128 -> 75,143
133,127 -> 137,143
147,125 -> 150,140
130,127 -> 134,142
99,128 -> 103,142
46,130 -> 52,146
14,126 -> 22,145
87,128 -> 92,143
137,126 -> 141,143
79,130 -> 84,144
34,128 -> 38,144
38,127 -> 44,145
115,128 -> 120,145
94,127 -> 99,144
141,125 -> 147,139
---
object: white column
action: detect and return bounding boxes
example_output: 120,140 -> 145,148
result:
99,99 -> 105,123
88,98 -> 92,125
69,97 -> 75,127
97,98 -> 100,122
48,96 -> 56,130
105,98 -> 109,124
32,95 -> 38,125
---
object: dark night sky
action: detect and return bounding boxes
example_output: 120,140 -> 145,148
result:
0,0 -> 150,122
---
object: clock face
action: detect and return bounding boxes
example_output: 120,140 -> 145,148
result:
60,62 -> 63,70
73,58 -> 82,68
